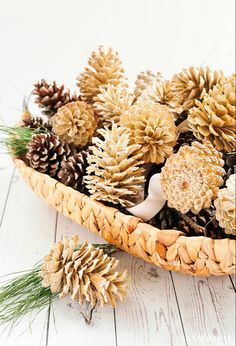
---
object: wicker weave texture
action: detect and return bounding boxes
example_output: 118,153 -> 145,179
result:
14,158 -> 236,276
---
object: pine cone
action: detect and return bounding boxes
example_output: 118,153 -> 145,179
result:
41,235 -> 129,307
174,130 -> 196,152
139,80 -> 183,118
77,46 -> 127,103
188,75 -> 236,153
22,116 -> 52,132
26,133 -> 74,177
160,141 -> 225,214
134,70 -> 163,99
58,151 -> 87,190
214,174 -> 236,235
85,124 -> 145,207
120,102 -> 177,164
51,101 -> 97,147
33,80 -> 79,117
171,67 -> 224,111
93,84 -> 134,126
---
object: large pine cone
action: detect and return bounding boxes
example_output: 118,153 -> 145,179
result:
171,67 -> 224,111
33,80 -> 79,117
41,235 -> 129,307
85,124 -> 145,207
58,151 -> 88,190
188,75 -> 236,153
26,133 -> 74,177
77,46 -> 127,103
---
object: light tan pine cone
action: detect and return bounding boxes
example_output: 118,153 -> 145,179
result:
188,75 -> 236,153
120,102 -> 177,164
77,46 -> 127,103
51,101 -> 97,147
41,235 -> 129,307
85,124 -> 145,207
171,66 -> 224,111
134,70 -> 163,99
93,84 -> 134,126
160,141 -> 225,214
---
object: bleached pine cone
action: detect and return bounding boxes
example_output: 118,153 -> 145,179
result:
139,80 -> 183,118
160,141 -> 225,214
41,235 -> 129,307
85,124 -> 145,207
171,66 -> 224,111
51,101 -> 97,147
134,70 -> 163,99
94,84 -> 134,126
214,174 -> 236,235
188,75 -> 236,153
120,102 -> 177,164
77,46 -> 127,102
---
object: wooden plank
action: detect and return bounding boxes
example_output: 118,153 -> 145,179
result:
114,254 -> 187,346
47,213 -> 117,346
0,156 -> 14,225
0,170 -> 57,346
171,273 -> 235,346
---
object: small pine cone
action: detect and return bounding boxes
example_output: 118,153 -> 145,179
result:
22,116 -> 52,132
41,235 -> 129,307
160,141 -> 225,214
139,80 -> 183,118
214,174 -> 236,235
51,101 -> 97,147
171,67 -> 224,111
33,80 -> 79,117
134,70 -> 163,99
93,84 -> 134,126
174,130 -> 196,152
120,102 -> 177,164
58,151 -> 88,190
77,46 -> 127,103
85,124 -> 145,207
188,75 -> 236,153
26,133 -> 74,177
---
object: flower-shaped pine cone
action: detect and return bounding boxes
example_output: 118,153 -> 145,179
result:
51,101 -> 97,147
160,141 -> 225,214
188,75 -> 236,153
120,102 -> 177,164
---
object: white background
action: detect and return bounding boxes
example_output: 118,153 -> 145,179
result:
0,1 -> 235,346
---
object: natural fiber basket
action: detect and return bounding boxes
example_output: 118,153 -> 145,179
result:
14,158 -> 235,276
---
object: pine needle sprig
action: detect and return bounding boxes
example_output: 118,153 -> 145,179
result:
0,125 -> 46,157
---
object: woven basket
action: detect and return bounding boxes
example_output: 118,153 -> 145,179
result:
14,158 -> 235,276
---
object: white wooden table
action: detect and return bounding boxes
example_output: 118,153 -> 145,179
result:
0,156 -> 235,346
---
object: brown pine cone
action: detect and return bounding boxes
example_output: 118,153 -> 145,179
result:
58,151 -> 88,190
26,133 -> 74,177
174,130 -> 196,152
33,80 -> 79,117
22,116 -> 52,132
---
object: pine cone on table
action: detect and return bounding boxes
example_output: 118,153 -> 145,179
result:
26,133 -> 74,177
33,80 -> 79,117
58,151 -> 88,190
171,66 -> 224,111
77,46 -> 127,103
41,235 -> 129,307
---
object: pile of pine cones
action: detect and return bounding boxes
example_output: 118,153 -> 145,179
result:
20,46 -> 235,239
